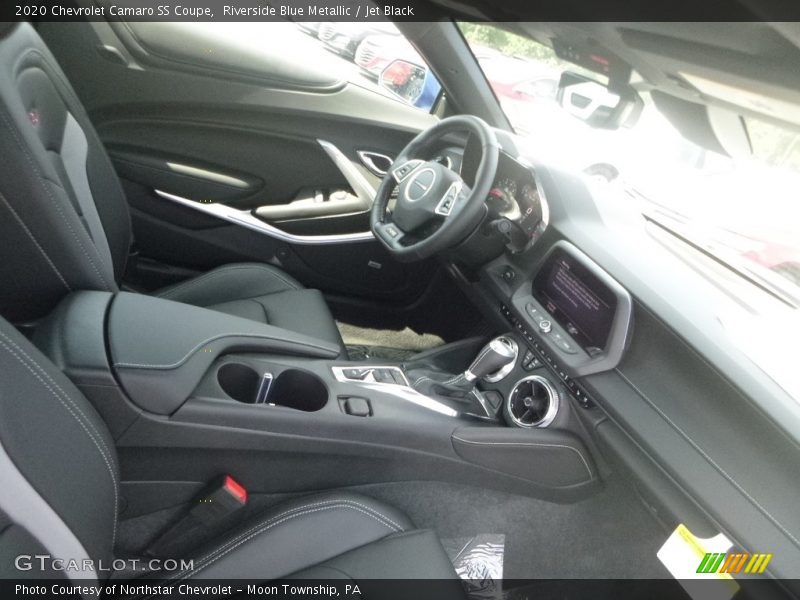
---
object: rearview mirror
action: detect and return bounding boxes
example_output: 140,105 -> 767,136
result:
557,71 -> 643,130
379,60 -> 438,110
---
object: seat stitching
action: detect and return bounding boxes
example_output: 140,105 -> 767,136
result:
0,336 -> 118,546
113,332 -> 337,370
164,500 -> 402,576
451,435 -> 593,478
0,331 -> 115,461
191,498 -> 404,557
175,505 -> 398,582
0,191 -> 71,291
157,265 -> 299,300
0,104 -> 113,290
159,501 -> 402,585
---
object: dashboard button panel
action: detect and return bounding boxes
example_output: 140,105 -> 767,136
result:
501,303 -> 594,408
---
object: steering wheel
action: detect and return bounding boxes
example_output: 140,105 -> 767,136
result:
371,115 -> 499,261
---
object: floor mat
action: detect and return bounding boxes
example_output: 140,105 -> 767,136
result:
347,479 -> 669,580
345,344 -> 419,362
337,321 -> 444,361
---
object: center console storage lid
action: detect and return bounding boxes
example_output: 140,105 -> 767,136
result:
33,290 -> 113,385
108,292 -> 341,415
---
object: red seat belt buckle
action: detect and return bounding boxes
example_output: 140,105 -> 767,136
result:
190,474 -> 248,525
223,475 -> 248,503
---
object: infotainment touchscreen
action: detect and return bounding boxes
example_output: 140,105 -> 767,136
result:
532,248 -> 617,351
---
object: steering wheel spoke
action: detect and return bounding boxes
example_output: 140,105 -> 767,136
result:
392,159 -> 424,183
434,180 -> 471,217
374,220 -> 407,250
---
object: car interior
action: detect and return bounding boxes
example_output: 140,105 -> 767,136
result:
0,9 -> 799,600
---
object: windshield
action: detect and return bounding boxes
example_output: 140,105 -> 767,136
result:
461,23 -> 800,290
461,23 -> 800,398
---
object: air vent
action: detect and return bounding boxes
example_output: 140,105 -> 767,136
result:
507,375 -> 559,428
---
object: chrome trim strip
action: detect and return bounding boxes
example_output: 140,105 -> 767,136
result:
255,373 -> 274,404
357,150 -> 393,177
470,389 -> 495,418
360,383 -> 459,417
331,365 -> 410,386
317,139 -> 377,205
165,162 -> 251,189
331,366 -> 458,417
155,190 -> 374,245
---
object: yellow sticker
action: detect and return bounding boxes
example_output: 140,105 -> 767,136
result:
657,523 -> 740,600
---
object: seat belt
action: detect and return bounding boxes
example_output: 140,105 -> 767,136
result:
145,475 -> 248,558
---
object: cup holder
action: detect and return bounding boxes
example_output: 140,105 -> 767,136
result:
217,363 -> 327,412
217,362 -> 261,403
270,369 -> 328,412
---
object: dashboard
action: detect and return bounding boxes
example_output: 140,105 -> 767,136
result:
456,134 -> 632,378
497,240 -> 633,409
447,129 -> 800,584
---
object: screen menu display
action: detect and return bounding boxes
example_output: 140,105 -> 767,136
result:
533,249 -> 617,351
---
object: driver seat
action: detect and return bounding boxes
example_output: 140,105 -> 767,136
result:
0,22 -> 345,354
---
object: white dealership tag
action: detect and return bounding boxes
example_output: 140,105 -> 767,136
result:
657,524 -> 740,600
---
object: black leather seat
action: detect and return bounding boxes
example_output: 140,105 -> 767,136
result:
0,314 -> 465,594
0,23 -> 345,354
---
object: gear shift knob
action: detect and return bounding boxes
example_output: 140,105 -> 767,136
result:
465,336 -> 517,382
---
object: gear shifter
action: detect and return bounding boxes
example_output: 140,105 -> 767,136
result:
464,337 -> 517,382
405,336 -> 519,417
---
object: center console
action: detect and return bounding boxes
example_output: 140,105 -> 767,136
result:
32,288 -> 600,521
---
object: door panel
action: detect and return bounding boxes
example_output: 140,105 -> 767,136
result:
109,146 -> 263,203
39,21 -> 439,306
99,118 -> 355,209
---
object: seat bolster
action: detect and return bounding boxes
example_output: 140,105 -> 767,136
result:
200,290 -> 346,355
171,492 -> 413,581
155,263 -> 303,307
154,263 -> 346,356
